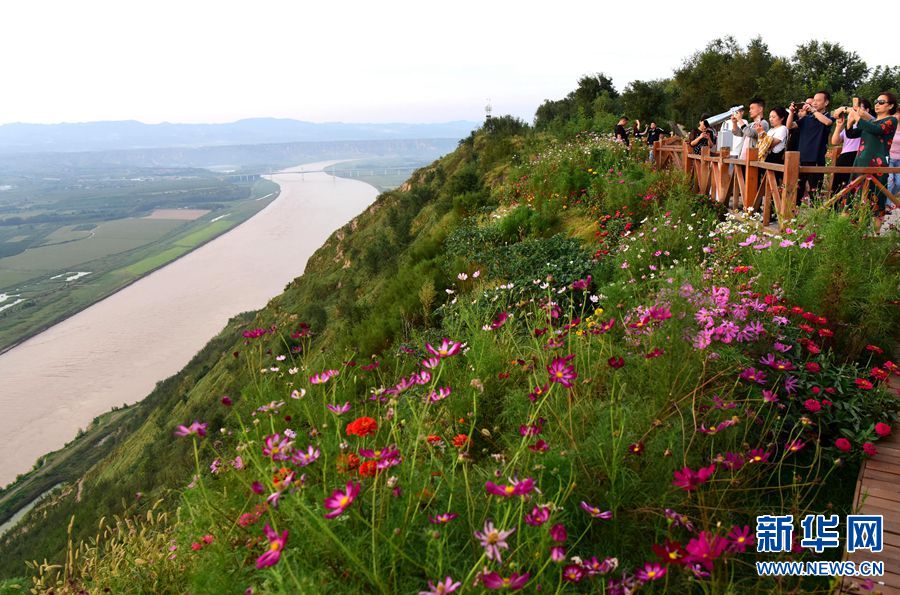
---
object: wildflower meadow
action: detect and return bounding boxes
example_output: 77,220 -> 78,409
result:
14,128 -> 899,594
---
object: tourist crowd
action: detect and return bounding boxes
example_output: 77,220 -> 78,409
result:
615,91 -> 899,213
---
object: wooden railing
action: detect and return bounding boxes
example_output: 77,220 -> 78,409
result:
652,139 -> 900,227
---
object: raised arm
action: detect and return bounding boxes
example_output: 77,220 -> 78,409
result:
830,116 -> 845,146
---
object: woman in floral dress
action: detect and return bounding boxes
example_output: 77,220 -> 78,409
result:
846,92 -> 898,212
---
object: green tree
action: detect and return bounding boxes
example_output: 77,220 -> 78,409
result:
856,66 -> 900,103
791,41 -> 868,96
621,79 -> 671,123
671,37 -> 741,123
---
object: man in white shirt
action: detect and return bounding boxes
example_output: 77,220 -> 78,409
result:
720,109 -> 748,160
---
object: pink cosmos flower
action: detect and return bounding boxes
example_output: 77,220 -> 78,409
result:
483,311 -> 509,331
562,565 -> 585,582
672,463 -> 716,491
524,505 -> 551,526
419,577 -> 461,595
727,525 -> 754,553
550,523 -> 567,542
636,562 -> 667,582
324,482 -> 361,519
580,501 -> 613,520
785,439 -> 805,453
547,355 -> 578,388
429,512 -> 459,524
421,357 -> 441,369
310,369 -> 340,384
174,421 -> 208,438
326,402 -> 351,415
485,477 -> 535,498
426,338 -> 463,358
291,445 -> 321,467
474,521 -> 515,562
481,572 -> 529,590
262,433 -> 292,461
255,524 -> 288,569
746,448 -> 771,464
685,531 -> 727,571
428,387 -> 452,403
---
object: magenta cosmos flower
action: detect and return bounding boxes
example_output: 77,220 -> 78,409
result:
685,531 -> 727,571
485,477 -> 535,498
324,481 -> 361,519
426,338 -> 463,358
481,572 -> 530,591
174,421 -> 207,437
580,501 -> 613,520
474,521 -> 515,562
255,524 -> 288,569
419,577 -> 461,595
672,463 -> 716,491
547,355 -> 578,388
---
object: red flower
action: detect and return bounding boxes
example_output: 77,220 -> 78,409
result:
337,453 -> 361,473
835,438 -> 852,452
628,442 -> 645,455
875,423 -> 892,437
863,442 -> 878,457
358,460 -> 378,477
608,356 -> 625,369
854,378 -> 874,390
452,434 -> 470,448
866,344 -> 884,355
805,362 -> 821,373
871,367 -> 889,381
804,399 -> 822,413
346,416 -> 378,437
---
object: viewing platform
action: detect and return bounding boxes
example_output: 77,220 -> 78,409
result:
652,138 -> 899,229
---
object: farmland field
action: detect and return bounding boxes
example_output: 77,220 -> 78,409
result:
0,173 -> 279,353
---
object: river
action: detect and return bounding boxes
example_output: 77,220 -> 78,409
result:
0,163 -> 377,486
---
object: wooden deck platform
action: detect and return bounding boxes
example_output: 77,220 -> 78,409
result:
841,374 -> 900,595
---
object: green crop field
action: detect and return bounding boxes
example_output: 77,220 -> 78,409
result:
0,176 -> 280,352
0,219 -> 184,288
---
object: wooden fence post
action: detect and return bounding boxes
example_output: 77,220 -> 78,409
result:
825,146 -> 840,196
682,141 -> 691,177
744,148 -> 758,212
699,146 -> 711,194
653,140 -> 660,169
782,151 -> 800,222
717,147 -> 730,203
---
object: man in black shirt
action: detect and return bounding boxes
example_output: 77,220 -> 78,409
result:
786,91 -> 835,203
614,117 -> 630,146
646,122 -> 666,145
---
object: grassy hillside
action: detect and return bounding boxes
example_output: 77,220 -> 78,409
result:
0,113 -> 897,593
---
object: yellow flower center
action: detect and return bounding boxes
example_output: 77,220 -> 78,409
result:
504,486 -> 515,495
648,570 -> 657,578
269,541 -> 282,552
339,496 -> 349,507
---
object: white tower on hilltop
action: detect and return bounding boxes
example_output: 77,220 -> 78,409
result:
485,99 -> 492,123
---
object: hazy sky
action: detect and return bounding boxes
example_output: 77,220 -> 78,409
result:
0,0 -> 892,125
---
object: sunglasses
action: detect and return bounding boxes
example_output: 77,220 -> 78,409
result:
874,99 -> 890,105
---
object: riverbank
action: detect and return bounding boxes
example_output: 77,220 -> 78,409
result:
0,163 -> 377,486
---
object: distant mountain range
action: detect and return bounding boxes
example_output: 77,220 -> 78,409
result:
0,118 -> 480,154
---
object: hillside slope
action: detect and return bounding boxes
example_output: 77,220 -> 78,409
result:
1,116 -> 897,593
